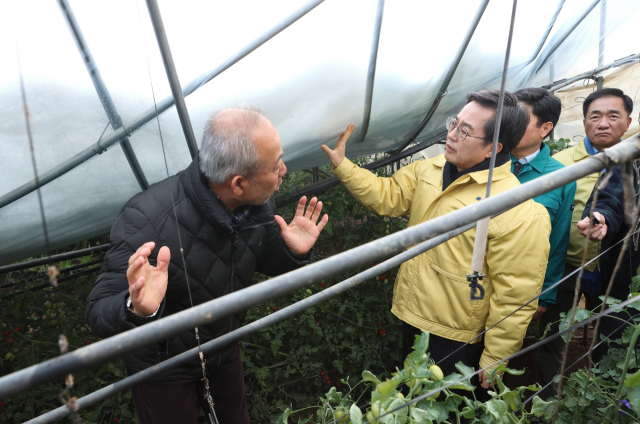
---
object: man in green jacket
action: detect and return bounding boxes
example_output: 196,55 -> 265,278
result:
512,88 -> 576,399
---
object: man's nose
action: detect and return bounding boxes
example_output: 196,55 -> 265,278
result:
447,126 -> 458,142
279,161 -> 287,177
597,117 -> 611,128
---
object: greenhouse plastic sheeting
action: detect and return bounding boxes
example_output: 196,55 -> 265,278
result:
1,0 -> 639,265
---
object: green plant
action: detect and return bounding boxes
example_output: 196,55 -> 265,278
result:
544,138 -> 571,156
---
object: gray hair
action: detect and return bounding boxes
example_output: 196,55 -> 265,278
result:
199,104 -> 268,184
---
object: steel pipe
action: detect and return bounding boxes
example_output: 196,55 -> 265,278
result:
144,0 -> 198,159
0,244 -> 108,275
0,137 -> 638,399
25,221 -> 477,423
390,0 -> 490,156
0,0 -> 326,210
545,53 -> 639,92
358,0 -> 385,143
536,0 -> 601,72
57,0 -> 149,191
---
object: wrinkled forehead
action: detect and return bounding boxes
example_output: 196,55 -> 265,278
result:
587,96 -> 628,116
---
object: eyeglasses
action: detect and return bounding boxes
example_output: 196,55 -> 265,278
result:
445,117 -> 488,142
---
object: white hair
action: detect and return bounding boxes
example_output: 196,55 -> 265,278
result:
199,104 -> 268,184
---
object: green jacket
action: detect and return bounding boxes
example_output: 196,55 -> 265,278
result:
511,143 -> 576,306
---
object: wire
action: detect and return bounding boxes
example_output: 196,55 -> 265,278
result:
135,1 -> 217,421
436,226 -> 640,367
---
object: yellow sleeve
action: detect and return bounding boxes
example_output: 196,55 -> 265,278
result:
479,203 -> 551,371
332,157 -> 421,217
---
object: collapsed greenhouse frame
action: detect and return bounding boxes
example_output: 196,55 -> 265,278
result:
2,0 -> 640,422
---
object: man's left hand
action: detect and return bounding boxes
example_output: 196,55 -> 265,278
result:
478,370 -> 500,389
533,305 -> 548,320
275,196 -> 328,256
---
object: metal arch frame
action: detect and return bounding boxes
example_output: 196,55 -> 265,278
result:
144,0 -> 198,159
390,0 -> 490,157
0,0 -> 326,210
357,0 -> 385,143
535,0 -> 602,73
57,0 -> 149,191
0,137 -> 638,400
544,53 -> 639,92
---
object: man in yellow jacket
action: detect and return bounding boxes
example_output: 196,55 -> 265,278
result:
321,90 -> 551,395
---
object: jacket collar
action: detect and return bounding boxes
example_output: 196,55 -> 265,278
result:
181,158 -> 273,234
440,151 -> 511,190
573,138 -> 591,162
510,142 -> 550,174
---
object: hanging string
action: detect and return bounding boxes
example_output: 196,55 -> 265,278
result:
134,1 -> 217,421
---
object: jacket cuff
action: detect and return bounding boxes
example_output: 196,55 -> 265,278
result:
538,299 -> 553,307
285,245 -> 314,263
332,158 -> 357,180
124,293 -> 166,324
479,353 -> 507,375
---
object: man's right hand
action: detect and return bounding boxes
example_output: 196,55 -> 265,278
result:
320,124 -> 355,168
577,212 -> 607,241
127,242 -> 170,317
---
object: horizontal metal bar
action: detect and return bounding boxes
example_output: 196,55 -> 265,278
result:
0,0 -> 325,210
390,0 -> 489,156
26,221 -> 478,423
0,258 -> 103,288
545,53 -> 639,91
274,130 -> 447,208
58,0 -> 149,191
145,0 -> 199,159
0,244 -> 108,274
0,137 -> 637,399
1,266 -> 102,300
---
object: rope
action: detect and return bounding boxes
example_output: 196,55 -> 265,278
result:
135,1 -> 217,421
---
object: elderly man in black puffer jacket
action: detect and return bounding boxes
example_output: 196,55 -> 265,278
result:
86,106 -> 329,424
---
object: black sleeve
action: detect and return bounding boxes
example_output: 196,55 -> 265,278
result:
85,206 -> 165,337
254,221 -> 314,277
582,167 -> 625,236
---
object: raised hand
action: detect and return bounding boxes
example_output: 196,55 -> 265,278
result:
274,196 -> 328,256
320,124 -> 355,168
577,212 -> 607,241
127,242 -> 170,317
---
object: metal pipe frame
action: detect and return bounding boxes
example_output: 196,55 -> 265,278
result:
390,0 -> 490,157
1,137 -> 638,399
26,221 -> 477,424
358,0 -> 385,143
544,53 -> 639,92
0,0 -> 326,210
144,0 -> 198,159
596,0 -> 607,90
0,244 -> 108,275
0,258 -> 103,288
274,129 -> 447,208
1,265 -> 101,300
535,0 -> 602,72
57,0 -> 149,191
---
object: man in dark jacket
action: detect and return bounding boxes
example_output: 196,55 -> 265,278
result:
577,142 -> 640,364
86,106 -> 329,423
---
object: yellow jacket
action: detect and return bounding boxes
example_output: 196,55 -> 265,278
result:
333,156 -> 551,369
552,139 -> 600,271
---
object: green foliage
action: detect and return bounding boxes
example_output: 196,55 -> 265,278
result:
544,138 -> 571,155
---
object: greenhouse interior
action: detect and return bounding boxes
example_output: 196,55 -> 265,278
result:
1,0 -> 640,422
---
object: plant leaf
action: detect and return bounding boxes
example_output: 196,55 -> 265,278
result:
325,387 -> 343,404
349,403 -> 363,424
362,370 -> 381,386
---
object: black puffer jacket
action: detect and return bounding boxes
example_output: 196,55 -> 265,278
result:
86,158 -> 312,381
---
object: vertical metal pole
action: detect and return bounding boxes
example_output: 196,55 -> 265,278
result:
145,0 -> 199,159
596,0 -> 606,90
358,0 -> 385,143
549,62 -> 555,140
57,0 -> 149,190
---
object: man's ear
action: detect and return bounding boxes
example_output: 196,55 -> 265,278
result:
230,175 -> 247,196
626,116 -> 633,131
541,122 -> 554,139
485,142 -> 503,158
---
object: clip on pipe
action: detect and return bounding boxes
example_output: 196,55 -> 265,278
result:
466,272 -> 485,300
